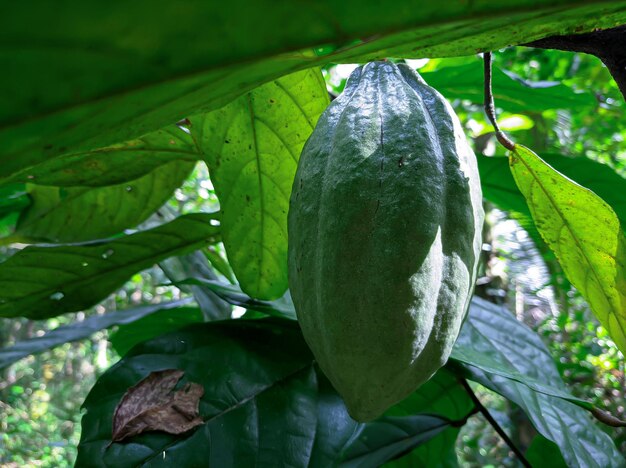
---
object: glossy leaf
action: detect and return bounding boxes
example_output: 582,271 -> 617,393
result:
384,369 -> 472,467
15,160 -> 195,243
525,435 -> 568,468
176,277 -> 297,320
0,300 -> 192,370
452,299 -> 589,407
0,213 -> 219,319
0,184 -> 30,220
308,373 -> 362,468
158,252 -> 232,321
3,3 -> 625,187
189,68 -> 329,300
422,61 -> 595,113
453,296 -> 624,467
110,307 -> 205,356
78,319 -> 317,467
78,319 -> 452,467
509,145 -> 626,353
339,415 -> 450,468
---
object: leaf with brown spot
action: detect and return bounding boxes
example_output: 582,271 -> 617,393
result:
111,369 -> 204,442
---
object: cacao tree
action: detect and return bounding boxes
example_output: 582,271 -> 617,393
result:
1,2 -> 626,466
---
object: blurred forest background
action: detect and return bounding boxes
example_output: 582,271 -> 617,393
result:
1,47 -> 624,466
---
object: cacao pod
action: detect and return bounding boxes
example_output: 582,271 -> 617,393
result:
288,61 -> 484,421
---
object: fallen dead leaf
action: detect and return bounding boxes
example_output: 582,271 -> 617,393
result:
111,369 -> 204,442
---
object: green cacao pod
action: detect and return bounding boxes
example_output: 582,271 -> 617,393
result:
288,61 -> 484,421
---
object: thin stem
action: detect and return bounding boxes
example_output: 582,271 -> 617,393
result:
461,378 -> 530,467
483,52 -> 515,151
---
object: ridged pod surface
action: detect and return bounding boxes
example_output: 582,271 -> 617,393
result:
288,61 -> 484,421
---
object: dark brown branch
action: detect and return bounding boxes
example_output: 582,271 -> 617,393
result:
483,52 -> 516,151
591,407 -> 626,427
525,25 -> 626,101
461,379 -> 531,467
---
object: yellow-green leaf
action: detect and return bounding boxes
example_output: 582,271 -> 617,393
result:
189,68 -> 329,300
509,144 -> 626,353
15,160 -> 195,243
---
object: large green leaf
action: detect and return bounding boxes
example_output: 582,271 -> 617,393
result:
509,145 -> 626,353
14,160 -> 194,243
3,3 -> 626,184
159,252 -> 232,321
0,300 -> 192,370
453,297 -> 624,467
0,213 -> 219,319
77,319 -> 453,467
525,435 -> 568,468
384,369 -> 472,467
422,61 -> 595,113
176,277 -> 297,320
313,372 -> 466,468
0,184 -> 30,220
3,125 -> 199,187
109,306 -> 205,357
339,415 -> 450,468
189,68 -> 329,300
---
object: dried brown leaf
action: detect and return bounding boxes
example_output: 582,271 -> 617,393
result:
112,369 -> 204,442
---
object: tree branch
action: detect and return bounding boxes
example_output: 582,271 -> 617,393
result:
460,379 -> 530,467
525,25 -> 626,101
590,407 -> 626,428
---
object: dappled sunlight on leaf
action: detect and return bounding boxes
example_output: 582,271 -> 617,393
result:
509,145 -> 626,354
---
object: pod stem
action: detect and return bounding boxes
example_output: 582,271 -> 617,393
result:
461,378 -> 531,467
483,52 -> 515,151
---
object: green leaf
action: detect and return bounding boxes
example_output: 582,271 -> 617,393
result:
383,433 -> 460,468
0,213 -> 219,319
175,277 -> 297,320
3,3 -> 625,187
383,369 -> 472,467
189,68 -> 329,300
0,184 -> 30,220
310,369 -> 468,468
78,318 -> 452,467
78,319 -> 318,467
4,125 -> 199,187
159,252 -> 232,321
452,299 -> 589,407
109,306 -> 204,356
509,145 -> 626,353
308,373 -> 362,468
15,160 -> 194,243
0,300 -> 191,370
422,61 -> 595,113
525,435 -> 568,468
454,297 -> 624,467
339,415 -> 450,468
